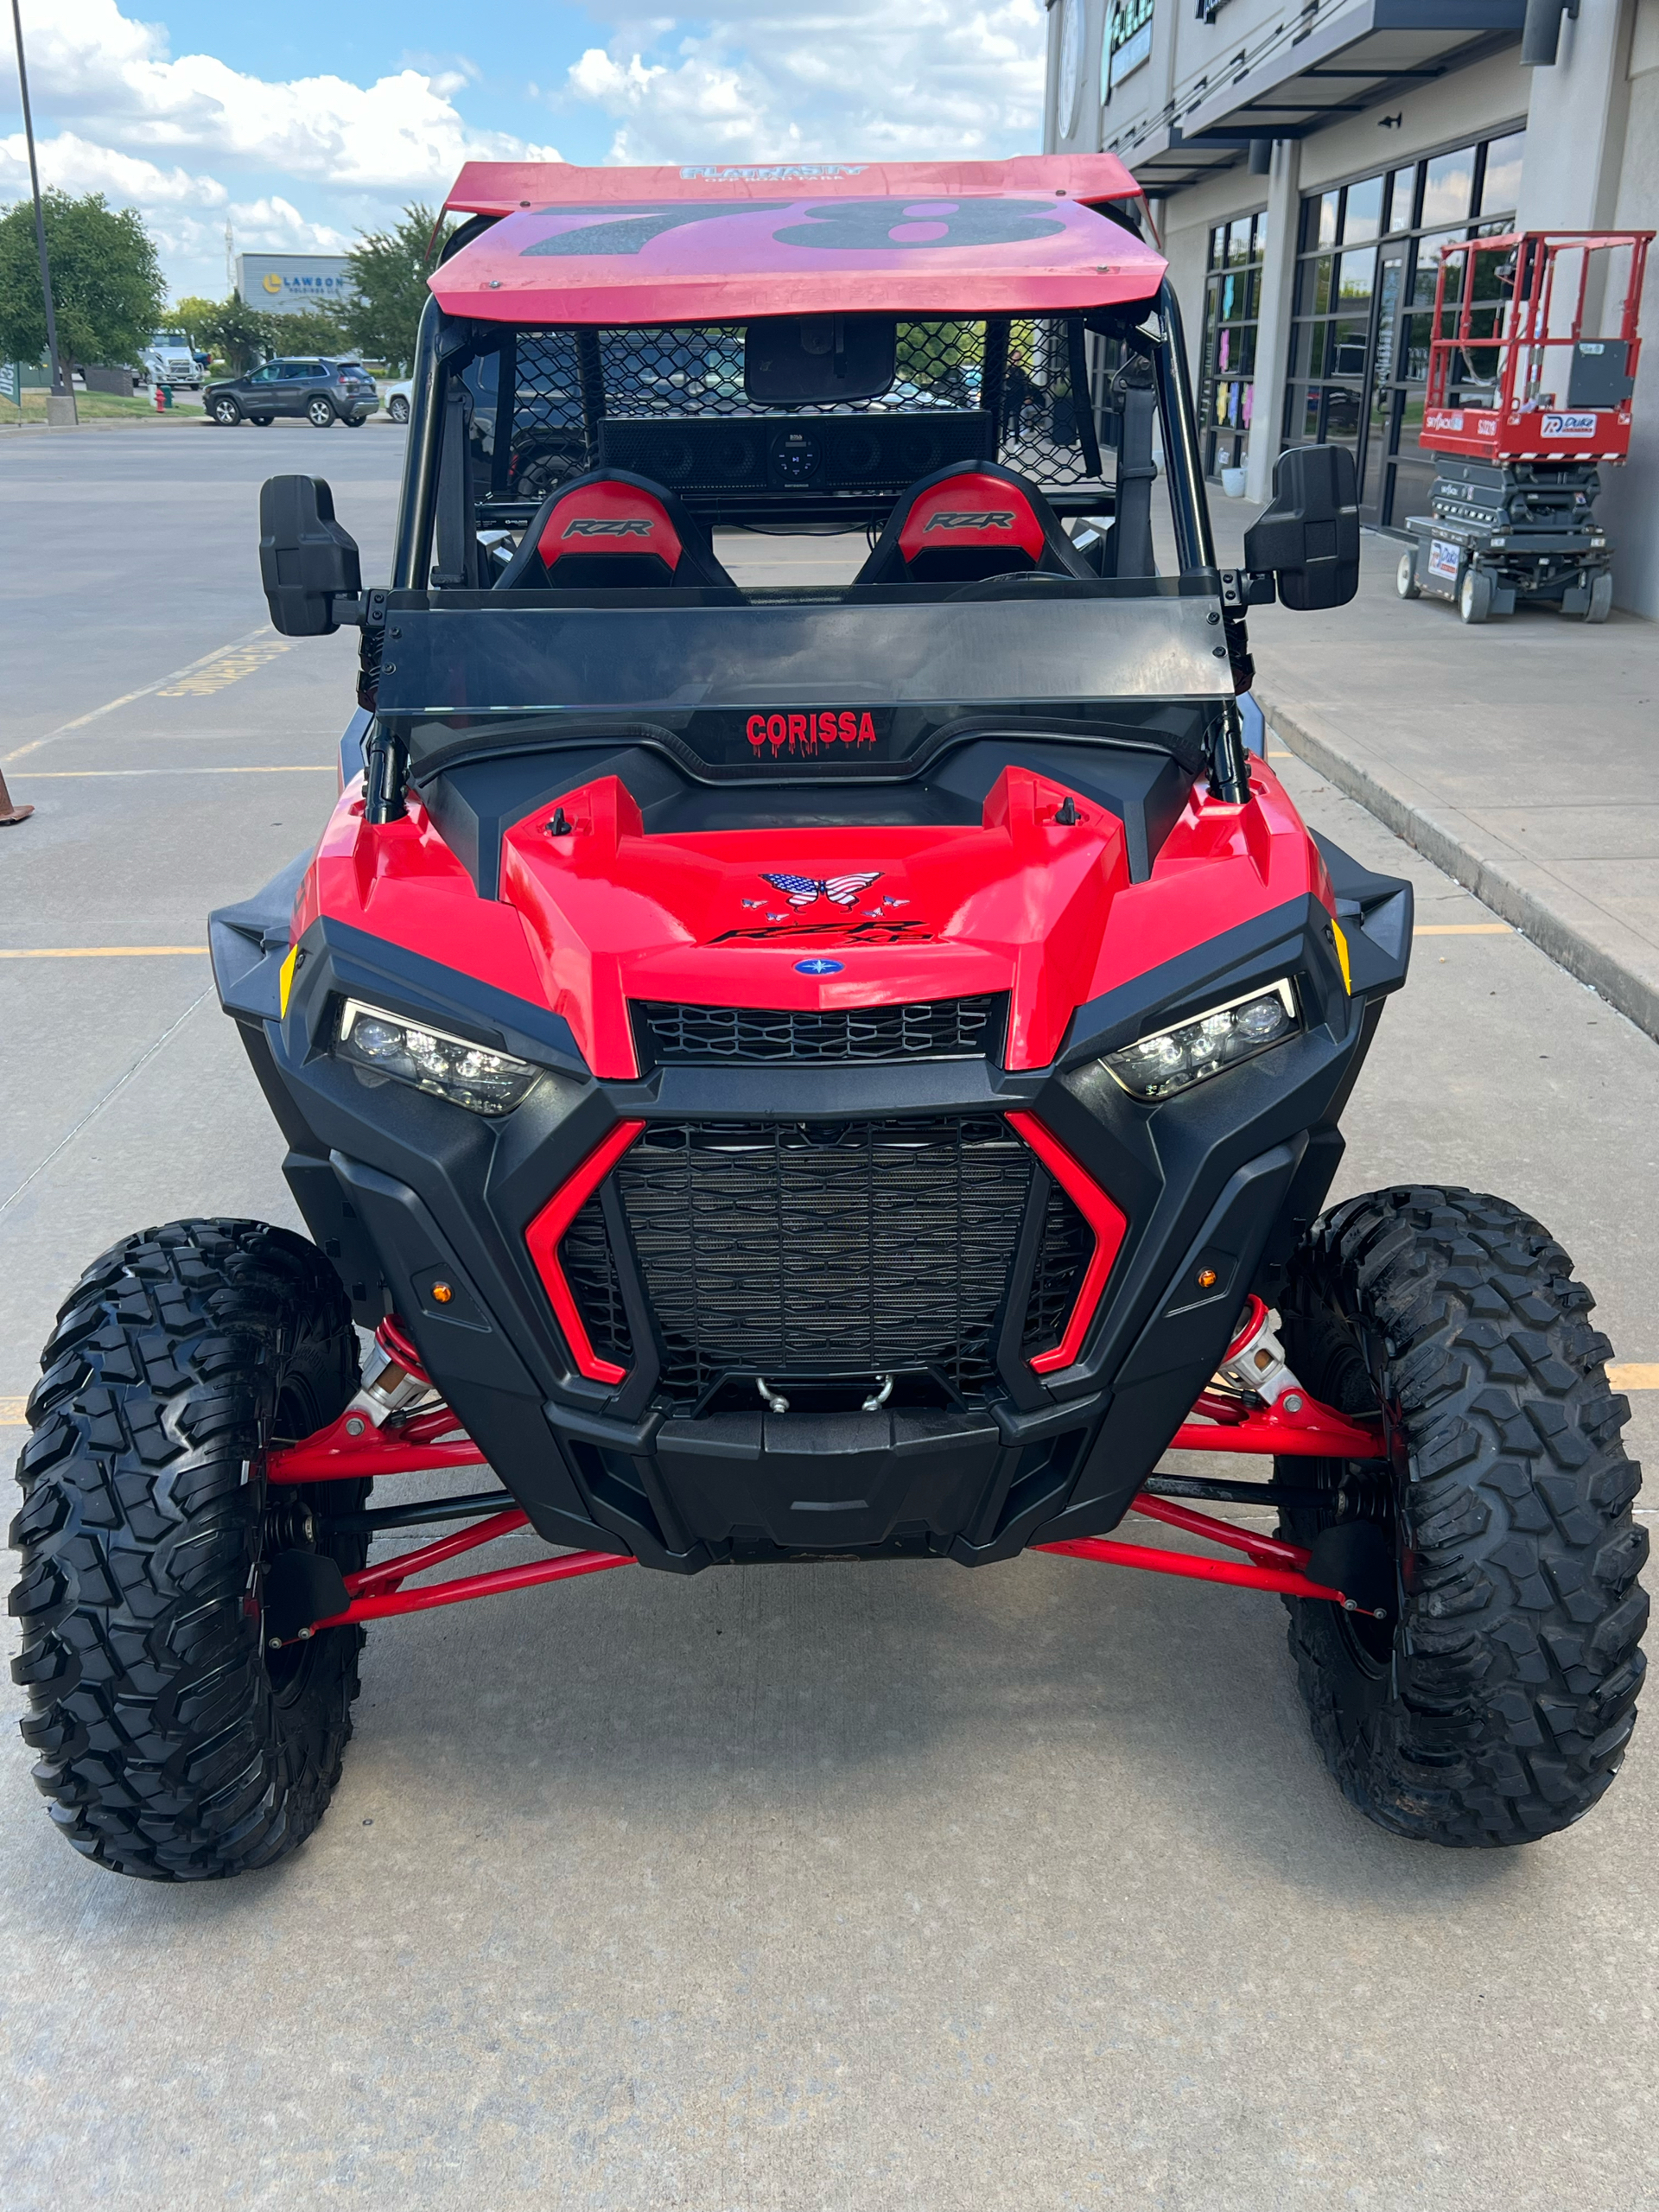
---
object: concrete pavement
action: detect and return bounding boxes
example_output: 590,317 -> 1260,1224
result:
1205,489 -> 1659,1043
2,429 -> 1656,2211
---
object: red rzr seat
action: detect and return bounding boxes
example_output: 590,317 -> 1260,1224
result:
852,461 -> 1096,587
496,468 -> 735,590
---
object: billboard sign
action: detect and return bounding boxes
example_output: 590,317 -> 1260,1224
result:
236,253 -> 355,316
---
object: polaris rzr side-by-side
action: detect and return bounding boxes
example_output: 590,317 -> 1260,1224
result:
12,156 -> 1644,1880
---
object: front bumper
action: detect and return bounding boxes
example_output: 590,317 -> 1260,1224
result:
212,855 -> 1408,1572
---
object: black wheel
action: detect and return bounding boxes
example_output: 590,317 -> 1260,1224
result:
249,414 -> 274,426
9,1219 -> 368,1881
342,411 -> 366,428
388,394 -> 410,423
306,396 -> 336,428
209,395 -> 240,425
1585,572 -> 1614,624
1279,1187 -> 1645,1847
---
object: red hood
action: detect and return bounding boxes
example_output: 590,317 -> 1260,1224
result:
296,762 -> 1333,1078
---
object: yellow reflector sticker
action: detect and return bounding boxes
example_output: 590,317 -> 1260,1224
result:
278,944 -> 299,1017
1331,920 -> 1351,995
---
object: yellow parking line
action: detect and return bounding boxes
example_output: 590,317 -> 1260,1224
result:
1416,924 -> 1512,936
0,946 -> 208,958
1611,1364 -> 1659,1390
2,626 -> 285,766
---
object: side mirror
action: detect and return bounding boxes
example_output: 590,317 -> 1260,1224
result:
259,474 -> 362,635
1243,444 -> 1360,610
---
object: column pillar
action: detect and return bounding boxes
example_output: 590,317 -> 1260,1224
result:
1246,137 -> 1301,502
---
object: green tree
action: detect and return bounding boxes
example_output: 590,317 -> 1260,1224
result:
338,203 -> 454,374
0,190 -> 165,368
171,294 -> 226,357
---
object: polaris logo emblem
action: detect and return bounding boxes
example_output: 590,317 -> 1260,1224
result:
925,510 -> 1015,531
562,517 -> 653,538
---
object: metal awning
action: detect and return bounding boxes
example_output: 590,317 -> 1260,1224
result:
1114,0 -> 1526,195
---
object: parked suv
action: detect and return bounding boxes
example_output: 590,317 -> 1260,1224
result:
206,357 -> 378,428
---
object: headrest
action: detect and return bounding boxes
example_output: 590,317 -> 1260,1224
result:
496,469 -> 734,590
854,461 -> 1096,587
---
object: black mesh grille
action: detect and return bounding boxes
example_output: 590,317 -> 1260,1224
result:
632,996 -> 1007,1070
509,320 -> 1099,491
558,1193 -> 633,1364
610,1116 -> 1033,1401
1021,1178 -> 1096,1357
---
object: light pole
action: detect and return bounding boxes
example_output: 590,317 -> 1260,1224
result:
9,0 -> 75,427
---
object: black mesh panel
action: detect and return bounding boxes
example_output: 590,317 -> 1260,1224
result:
505,321 -> 1099,492
631,996 -> 1007,1069
558,1192 -> 633,1364
1020,1177 -> 1096,1357
612,1116 -> 1033,1401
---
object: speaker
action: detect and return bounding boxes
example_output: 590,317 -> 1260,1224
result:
596,411 -> 994,497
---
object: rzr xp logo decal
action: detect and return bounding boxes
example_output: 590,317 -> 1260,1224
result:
761,871 -> 880,909
562,516 -> 653,538
925,510 -> 1014,531
747,709 -> 880,756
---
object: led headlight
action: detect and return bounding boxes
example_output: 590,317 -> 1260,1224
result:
1102,981 -> 1300,1102
334,1000 -> 538,1116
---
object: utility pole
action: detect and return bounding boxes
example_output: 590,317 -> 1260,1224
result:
9,0 -> 75,425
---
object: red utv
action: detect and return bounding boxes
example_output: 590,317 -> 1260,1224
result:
11,157 -> 1644,1878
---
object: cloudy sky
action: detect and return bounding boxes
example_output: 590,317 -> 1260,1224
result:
1,0 -> 1047,302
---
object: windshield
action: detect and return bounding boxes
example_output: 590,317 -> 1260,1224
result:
374,283 -> 1228,787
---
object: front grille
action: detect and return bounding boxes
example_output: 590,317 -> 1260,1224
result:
632,995 -> 1007,1070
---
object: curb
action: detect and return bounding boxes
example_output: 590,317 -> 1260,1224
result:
1255,688 -> 1659,1046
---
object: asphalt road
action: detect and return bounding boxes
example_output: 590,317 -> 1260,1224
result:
2,423 -> 1656,2212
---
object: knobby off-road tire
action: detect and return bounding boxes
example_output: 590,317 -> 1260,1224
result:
9,1220 -> 368,1881
1279,1187 -> 1645,1847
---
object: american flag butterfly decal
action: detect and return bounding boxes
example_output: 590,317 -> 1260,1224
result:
760,871 -> 881,909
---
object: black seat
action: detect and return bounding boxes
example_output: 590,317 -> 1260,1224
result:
852,461 -> 1096,587
495,468 -> 735,590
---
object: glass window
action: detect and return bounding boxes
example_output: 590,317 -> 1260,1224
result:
1336,251 -> 1376,308
1287,127 -> 1522,528
1479,130 -> 1525,216
1344,175 -> 1384,245
1421,148 -> 1475,228
1198,208 -> 1266,480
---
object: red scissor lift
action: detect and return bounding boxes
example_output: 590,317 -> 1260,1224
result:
1399,227 -> 1651,624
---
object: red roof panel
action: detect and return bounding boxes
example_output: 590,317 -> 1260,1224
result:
430,175 -> 1165,326
442,156 -> 1144,218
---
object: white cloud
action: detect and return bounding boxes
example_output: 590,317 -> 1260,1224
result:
563,2 -> 1046,167
10,0 -> 561,194
0,129 -> 226,207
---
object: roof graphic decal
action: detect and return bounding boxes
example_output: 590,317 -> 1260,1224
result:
431,188 -> 1166,325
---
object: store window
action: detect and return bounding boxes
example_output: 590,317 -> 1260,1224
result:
1283,129 -> 1525,527
1199,213 -> 1264,480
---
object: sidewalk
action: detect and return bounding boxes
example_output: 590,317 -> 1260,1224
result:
1205,493 -> 1659,1040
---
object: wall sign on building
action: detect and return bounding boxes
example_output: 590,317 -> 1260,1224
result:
1104,0 -> 1154,99
234,254 -> 356,317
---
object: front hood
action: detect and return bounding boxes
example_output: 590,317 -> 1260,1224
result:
292,760 -> 1333,1079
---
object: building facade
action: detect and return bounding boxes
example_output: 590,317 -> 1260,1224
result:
1045,0 -> 1659,614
